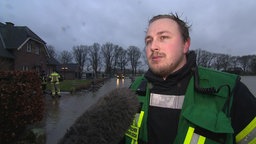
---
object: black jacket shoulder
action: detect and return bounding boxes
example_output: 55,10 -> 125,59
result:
231,81 -> 256,135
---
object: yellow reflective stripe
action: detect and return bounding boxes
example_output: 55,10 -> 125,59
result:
131,139 -> 138,144
137,111 -> 144,127
184,127 -> 206,144
125,111 -> 145,142
125,125 -> 139,140
249,137 -> 256,144
184,127 -> 195,144
198,136 -> 206,144
236,116 -> 256,143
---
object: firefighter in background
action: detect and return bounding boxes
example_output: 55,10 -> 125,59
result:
49,70 -> 62,97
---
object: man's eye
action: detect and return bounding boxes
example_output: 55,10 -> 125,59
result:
145,40 -> 152,45
160,36 -> 168,40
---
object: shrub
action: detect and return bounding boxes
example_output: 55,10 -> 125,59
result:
0,71 -> 45,143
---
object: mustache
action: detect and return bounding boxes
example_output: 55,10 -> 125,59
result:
150,51 -> 165,58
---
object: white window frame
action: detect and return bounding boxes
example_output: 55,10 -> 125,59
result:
35,47 -> 40,54
27,43 -> 32,52
22,65 -> 29,71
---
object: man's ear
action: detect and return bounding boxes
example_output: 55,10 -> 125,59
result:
183,38 -> 190,53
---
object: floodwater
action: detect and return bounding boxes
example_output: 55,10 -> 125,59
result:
240,76 -> 256,96
44,76 -> 256,144
45,78 -> 132,144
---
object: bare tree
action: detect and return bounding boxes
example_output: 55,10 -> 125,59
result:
59,50 -> 73,64
213,54 -> 230,71
101,42 -> 115,75
229,56 -> 240,68
88,43 -> 101,78
113,45 -> 123,74
239,55 -> 251,72
195,49 -> 215,67
73,45 -> 88,78
250,56 -> 256,74
46,45 -> 57,58
117,48 -> 128,74
127,46 -> 141,75
141,49 -> 148,68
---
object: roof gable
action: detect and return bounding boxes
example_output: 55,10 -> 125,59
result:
0,22 -> 46,49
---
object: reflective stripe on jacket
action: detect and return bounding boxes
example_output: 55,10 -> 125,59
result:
125,67 -> 243,144
174,66 -> 238,144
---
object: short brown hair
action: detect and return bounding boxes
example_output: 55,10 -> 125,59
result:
148,13 -> 191,42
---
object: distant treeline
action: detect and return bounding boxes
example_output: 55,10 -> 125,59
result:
195,49 -> 256,75
47,43 -> 256,76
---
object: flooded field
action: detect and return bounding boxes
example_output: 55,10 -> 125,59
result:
241,76 -> 256,96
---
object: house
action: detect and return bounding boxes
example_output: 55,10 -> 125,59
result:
0,22 -> 59,74
57,63 -> 80,80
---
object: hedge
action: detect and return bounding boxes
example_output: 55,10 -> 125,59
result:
0,71 -> 45,143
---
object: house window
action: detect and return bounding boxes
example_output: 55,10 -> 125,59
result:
22,65 -> 29,71
35,47 -> 40,54
27,43 -> 32,52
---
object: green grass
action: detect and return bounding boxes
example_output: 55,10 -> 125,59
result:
47,79 -> 91,92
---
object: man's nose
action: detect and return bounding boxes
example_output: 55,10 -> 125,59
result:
150,39 -> 160,52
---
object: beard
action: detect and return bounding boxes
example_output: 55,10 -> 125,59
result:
148,52 -> 172,77
148,51 -> 186,78
149,62 -> 173,77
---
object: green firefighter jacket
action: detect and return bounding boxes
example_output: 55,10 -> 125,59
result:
125,66 -> 239,144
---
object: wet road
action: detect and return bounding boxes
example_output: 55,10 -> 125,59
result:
45,78 -> 132,144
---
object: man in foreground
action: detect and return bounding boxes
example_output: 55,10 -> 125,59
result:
123,13 -> 256,144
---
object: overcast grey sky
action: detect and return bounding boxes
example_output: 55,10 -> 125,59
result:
1,0 -> 256,56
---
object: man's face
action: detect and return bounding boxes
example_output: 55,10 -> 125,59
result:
145,18 -> 190,78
